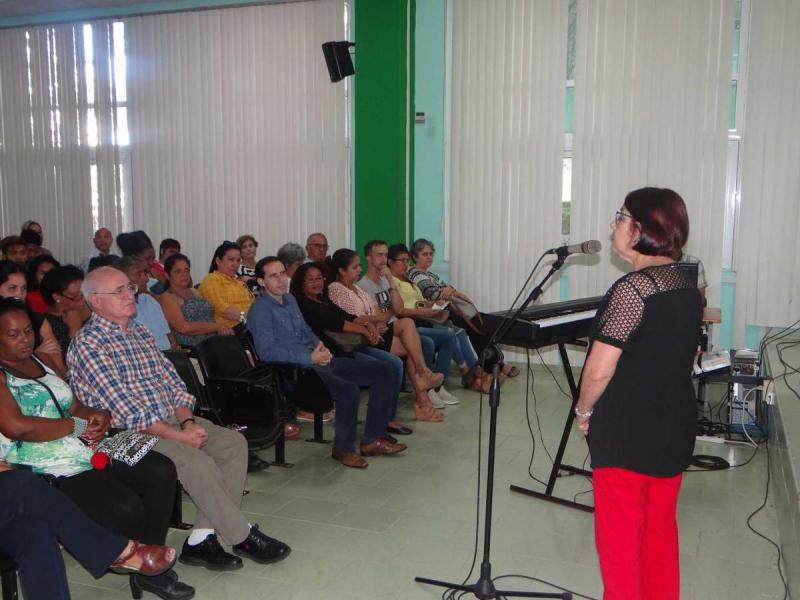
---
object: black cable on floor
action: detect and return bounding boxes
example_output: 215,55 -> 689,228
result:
524,350 -> 550,487
493,574 -> 599,600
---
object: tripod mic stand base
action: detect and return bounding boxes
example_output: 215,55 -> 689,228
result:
414,575 -> 571,599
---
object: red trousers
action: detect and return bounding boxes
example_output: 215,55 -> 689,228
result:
593,467 -> 682,600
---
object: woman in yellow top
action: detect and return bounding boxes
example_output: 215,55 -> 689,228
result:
198,241 -> 255,328
387,244 -> 485,392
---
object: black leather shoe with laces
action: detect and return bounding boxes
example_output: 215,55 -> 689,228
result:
232,525 -> 291,565
178,534 -> 243,571
130,569 -> 195,600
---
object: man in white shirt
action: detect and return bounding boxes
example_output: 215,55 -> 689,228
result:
80,227 -> 114,272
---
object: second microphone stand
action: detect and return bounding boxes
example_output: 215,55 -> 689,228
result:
414,254 -> 571,600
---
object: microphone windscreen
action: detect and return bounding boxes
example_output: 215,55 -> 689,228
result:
582,240 -> 602,255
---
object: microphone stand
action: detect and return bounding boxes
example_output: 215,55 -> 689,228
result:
414,254 -> 571,600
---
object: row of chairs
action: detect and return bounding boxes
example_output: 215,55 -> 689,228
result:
0,334 -> 336,599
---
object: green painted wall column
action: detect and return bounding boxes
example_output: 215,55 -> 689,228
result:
353,0 -> 409,255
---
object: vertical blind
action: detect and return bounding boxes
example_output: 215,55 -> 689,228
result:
447,0 -> 568,313
0,21 -> 125,262
568,0 -> 734,308
125,0 -> 348,267
735,0 -> 800,336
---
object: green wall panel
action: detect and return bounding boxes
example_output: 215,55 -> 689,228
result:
353,0 -> 408,256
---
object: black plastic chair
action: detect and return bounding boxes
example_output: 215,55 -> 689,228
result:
239,331 -> 334,444
0,554 -> 17,600
193,337 -> 290,466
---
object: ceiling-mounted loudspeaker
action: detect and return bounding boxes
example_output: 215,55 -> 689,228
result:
322,41 -> 355,82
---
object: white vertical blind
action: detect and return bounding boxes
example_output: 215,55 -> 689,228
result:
447,0 -> 567,312
124,0 -> 347,269
735,0 -> 800,336
0,21 -> 124,262
568,0 -> 734,308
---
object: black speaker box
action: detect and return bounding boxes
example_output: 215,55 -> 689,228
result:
322,41 -> 354,82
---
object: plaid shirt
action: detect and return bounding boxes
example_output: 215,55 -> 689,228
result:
198,270 -> 254,327
67,313 -> 195,431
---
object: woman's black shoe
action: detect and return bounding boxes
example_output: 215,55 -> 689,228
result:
130,570 -> 195,600
179,534 -> 243,571
387,424 -> 413,435
232,524 -> 291,565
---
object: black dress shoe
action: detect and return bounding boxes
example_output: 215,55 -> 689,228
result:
233,524 -> 291,565
247,452 -> 270,472
179,534 -> 243,571
130,569 -> 195,600
387,424 -> 413,435
383,434 -> 398,444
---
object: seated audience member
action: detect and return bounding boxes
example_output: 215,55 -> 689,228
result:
161,253 -> 234,347
20,220 -> 51,255
198,241 -> 254,328
277,242 -> 306,281
113,256 -> 175,351
80,227 -> 114,272
248,257 -> 406,468
88,254 -> 119,272
236,234 -> 259,280
292,262 -> 412,436
40,265 -> 91,361
117,230 -> 165,291
153,238 -> 181,293
679,252 -> 708,301
25,254 -> 60,314
0,466 -> 177,600
387,243 -> 484,394
359,240 -> 456,409
408,238 -> 520,382
1,236 -> 27,266
68,267 -> 291,572
305,233 -> 329,263
20,229 -> 46,261
0,299 -> 192,599
0,261 -> 65,377
328,249 -> 444,422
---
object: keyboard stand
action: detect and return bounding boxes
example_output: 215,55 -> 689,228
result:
509,340 -> 595,513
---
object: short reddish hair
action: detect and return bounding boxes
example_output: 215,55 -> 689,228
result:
624,187 -> 689,260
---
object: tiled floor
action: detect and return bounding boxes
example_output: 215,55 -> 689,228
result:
64,361 -> 790,599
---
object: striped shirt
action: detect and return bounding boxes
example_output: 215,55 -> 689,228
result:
67,313 -> 195,431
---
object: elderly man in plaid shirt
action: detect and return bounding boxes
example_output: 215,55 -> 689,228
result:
67,267 -> 291,574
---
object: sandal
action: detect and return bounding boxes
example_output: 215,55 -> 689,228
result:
110,541 -> 177,576
284,423 -> 301,440
414,403 -> 444,422
503,365 -> 521,378
461,366 -> 479,388
416,369 -> 445,391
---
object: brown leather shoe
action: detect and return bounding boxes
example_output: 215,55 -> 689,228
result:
359,438 -> 407,456
110,541 -> 177,576
332,447 -> 368,468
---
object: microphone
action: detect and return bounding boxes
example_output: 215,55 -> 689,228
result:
546,239 -> 602,257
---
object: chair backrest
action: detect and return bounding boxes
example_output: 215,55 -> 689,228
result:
164,350 -> 216,417
194,335 -> 252,380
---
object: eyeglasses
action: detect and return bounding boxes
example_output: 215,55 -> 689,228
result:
308,243 -> 329,250
614,210 -> 634,224
93,283 -> 138,296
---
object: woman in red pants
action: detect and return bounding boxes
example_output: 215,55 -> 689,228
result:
573,187 -> 703,600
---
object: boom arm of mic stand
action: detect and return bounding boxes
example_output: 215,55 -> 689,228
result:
483,255 -> 568,367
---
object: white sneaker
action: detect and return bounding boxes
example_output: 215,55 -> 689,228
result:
428,388 -> 447,409
437,387 -> 460,405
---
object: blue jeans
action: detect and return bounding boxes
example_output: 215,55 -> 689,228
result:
314,354 -> 396,451
356,347 -> 404,420
416,326 -> 479,374
0,470 -> 128,600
